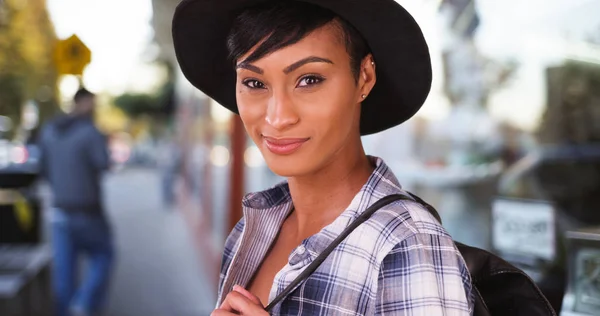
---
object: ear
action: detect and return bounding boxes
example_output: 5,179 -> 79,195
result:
357,54 -> 377,102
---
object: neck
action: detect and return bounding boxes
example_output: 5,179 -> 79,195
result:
71,107 -> 93,118
286,144 -> 374,240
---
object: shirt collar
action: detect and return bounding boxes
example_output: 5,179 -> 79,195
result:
242,156 -> 404,262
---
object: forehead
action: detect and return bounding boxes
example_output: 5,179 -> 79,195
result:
240,22 -> 348,66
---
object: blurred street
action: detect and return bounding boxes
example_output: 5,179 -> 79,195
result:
98,168 -> 214,316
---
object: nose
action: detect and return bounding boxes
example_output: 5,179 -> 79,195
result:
265,90 -> 299,130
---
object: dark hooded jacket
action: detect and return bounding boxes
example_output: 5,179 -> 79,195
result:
39,115 -> 110,214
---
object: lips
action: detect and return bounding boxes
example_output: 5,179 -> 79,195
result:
263,136 -> 309,155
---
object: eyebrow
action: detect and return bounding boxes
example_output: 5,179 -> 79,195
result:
236,56 -> 334,75
283,56 -> 333,74
236,63 -> 263,74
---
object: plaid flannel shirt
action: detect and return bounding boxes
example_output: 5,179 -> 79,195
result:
217,157 -> 474,315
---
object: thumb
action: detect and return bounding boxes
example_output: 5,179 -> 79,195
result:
233,285 -> 263,306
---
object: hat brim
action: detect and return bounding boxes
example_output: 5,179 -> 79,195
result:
172,0 -> 432,135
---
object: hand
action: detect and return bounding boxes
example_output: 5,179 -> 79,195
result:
211,285 -> 269,316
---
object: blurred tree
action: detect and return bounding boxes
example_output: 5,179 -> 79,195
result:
113,61 -> 175,126
113,93 -> 161,118
0,0 -> 59,136
113,69 -> 175,140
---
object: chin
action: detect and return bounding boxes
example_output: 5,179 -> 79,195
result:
263,153 -> 316,178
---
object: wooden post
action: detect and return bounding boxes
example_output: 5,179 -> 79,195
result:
228,115 -> 246,233
201,98 -> 213,231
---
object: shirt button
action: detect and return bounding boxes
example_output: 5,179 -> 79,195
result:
296,245 -> 306,255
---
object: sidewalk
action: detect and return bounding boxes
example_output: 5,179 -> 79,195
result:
100,168 -> 215,315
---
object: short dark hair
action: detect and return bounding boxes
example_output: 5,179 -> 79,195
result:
226,1 -> 371,81
74,88 -> 95,103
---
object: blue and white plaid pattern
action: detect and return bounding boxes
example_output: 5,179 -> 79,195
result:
217,157 -> 474,315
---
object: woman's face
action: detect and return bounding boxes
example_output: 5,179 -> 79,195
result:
235,23 -> 375,177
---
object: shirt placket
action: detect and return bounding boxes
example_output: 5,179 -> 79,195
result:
267,238 -> 317,314
220,203 -> 293,304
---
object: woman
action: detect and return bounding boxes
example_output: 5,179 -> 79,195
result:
173,0 -> 474,315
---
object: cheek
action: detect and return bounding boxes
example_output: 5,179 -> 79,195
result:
237,92 -> 265,136
303,81 -> 359,136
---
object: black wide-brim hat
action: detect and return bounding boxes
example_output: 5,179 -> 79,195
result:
172,0 -> 432,135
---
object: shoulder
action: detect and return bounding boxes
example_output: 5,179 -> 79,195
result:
371,199 -> 474,312
377,231 -> 474,312
39,116 -> 64,142
86,121 -> 104,134
365,196 -> 452,247
83,123 -> 107,140
381,231 -> 465,270
342,193 -> 464,271
361,194 -> 472,280
366,196 -> 467,270
40,115 -> 62,132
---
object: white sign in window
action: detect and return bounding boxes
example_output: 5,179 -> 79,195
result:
492,198 -> 556,261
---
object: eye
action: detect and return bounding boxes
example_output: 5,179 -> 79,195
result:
242,79 -> 266,89
297,75 -> 325,88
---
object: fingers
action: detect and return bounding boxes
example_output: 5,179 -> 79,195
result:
219,291 -> 252,312
218,289 -> 268,315
233,285 -> 263,306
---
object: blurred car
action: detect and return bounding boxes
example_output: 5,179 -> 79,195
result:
0,141 -> 41,183
493,143 -> 600,312
0,140 -> 42,244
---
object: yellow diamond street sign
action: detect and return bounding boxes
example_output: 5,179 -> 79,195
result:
54,34 -> 92,76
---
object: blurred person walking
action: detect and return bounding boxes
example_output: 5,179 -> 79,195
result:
38,88 -> 113,316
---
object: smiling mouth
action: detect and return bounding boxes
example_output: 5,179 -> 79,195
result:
262,136 -> 309,155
